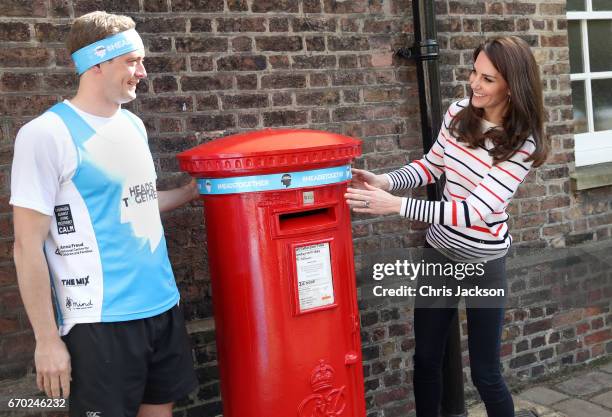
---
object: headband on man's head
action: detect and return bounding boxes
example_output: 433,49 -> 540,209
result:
71,29 -> 144,75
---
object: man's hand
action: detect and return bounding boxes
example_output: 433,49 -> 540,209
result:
158,178 -> 200,212
35,336 -> 71,398
13,206 -> 70,398
350,168 -> 390,191
185,178 -> 199,200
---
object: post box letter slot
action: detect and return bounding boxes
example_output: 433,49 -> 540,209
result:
278,207 -> 336,232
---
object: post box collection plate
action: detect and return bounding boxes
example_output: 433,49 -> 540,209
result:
295,241 -> 335,312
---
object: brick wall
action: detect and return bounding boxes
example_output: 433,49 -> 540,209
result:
0,0 -> 419,383
0,1 -> 610,416
436,0 -> 612,248
355,1 -> 612,416
434,0 -> 612,377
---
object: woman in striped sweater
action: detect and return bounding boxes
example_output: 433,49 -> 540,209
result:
345,36 -> 548,417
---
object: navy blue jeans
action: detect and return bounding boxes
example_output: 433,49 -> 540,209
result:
413,250 -> 514,417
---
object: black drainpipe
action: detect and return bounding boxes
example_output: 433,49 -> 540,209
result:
396,1 -> 467,416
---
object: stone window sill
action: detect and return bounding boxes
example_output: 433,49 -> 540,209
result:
570,162 -> 612,191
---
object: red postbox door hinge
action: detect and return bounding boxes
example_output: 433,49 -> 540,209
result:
350,314 -> 360,333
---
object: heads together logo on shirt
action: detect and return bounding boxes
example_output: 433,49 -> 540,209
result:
121,181 -> 158,208
81,115 -> 164,254
118,179 -> 163,253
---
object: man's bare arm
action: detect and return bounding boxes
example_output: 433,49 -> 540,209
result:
157,178 -> 199,213
13,206 -> 71,398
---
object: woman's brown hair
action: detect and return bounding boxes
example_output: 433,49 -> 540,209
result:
449,36 -> 548,167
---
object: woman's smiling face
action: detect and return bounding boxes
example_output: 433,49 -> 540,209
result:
469,51 -> 510,124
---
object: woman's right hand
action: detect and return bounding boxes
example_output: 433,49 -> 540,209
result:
350,168 -> 390,191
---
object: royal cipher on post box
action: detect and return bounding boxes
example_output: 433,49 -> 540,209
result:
177,129 -> 366,417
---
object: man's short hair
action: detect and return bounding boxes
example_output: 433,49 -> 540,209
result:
66,11 -> 136,55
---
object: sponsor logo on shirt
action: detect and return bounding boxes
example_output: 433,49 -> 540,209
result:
65,297 -> 93,311
54,204 -> 75,234
60,275 -> 90,287
54,242 -> 93,257
121,181 -> 158,207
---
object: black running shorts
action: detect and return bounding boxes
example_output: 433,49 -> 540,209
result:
62,304 -> 198,417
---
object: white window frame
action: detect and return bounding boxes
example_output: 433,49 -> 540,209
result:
567,2 -> 612,166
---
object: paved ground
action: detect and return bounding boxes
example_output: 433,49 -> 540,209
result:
468,361 -> 612,417
2,360 -> 612,416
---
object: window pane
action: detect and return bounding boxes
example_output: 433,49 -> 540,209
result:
567,0 -> 586,11
592,78 -> 612,132
571,81 -> 588,133
593,0 -> 612,11
588,20 -> 612,72
568,20 -> 584,73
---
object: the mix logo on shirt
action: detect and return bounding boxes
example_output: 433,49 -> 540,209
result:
60,275 -> 90,287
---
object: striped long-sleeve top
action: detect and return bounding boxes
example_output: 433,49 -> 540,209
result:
385,98 -> 536,262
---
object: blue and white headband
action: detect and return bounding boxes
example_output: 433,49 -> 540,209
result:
71,29 -> 144,75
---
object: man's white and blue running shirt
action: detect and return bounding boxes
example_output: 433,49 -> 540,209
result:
10,100 -> 179,335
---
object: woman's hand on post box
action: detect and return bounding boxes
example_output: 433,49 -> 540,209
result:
350,168 -> 390,191
345,182 -> 402,215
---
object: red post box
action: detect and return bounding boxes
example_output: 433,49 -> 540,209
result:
178,129 -> 365,417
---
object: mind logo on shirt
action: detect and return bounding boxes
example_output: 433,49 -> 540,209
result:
65,297 -> 93,311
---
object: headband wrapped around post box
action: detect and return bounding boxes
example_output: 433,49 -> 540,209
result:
71,29 -> 144,75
